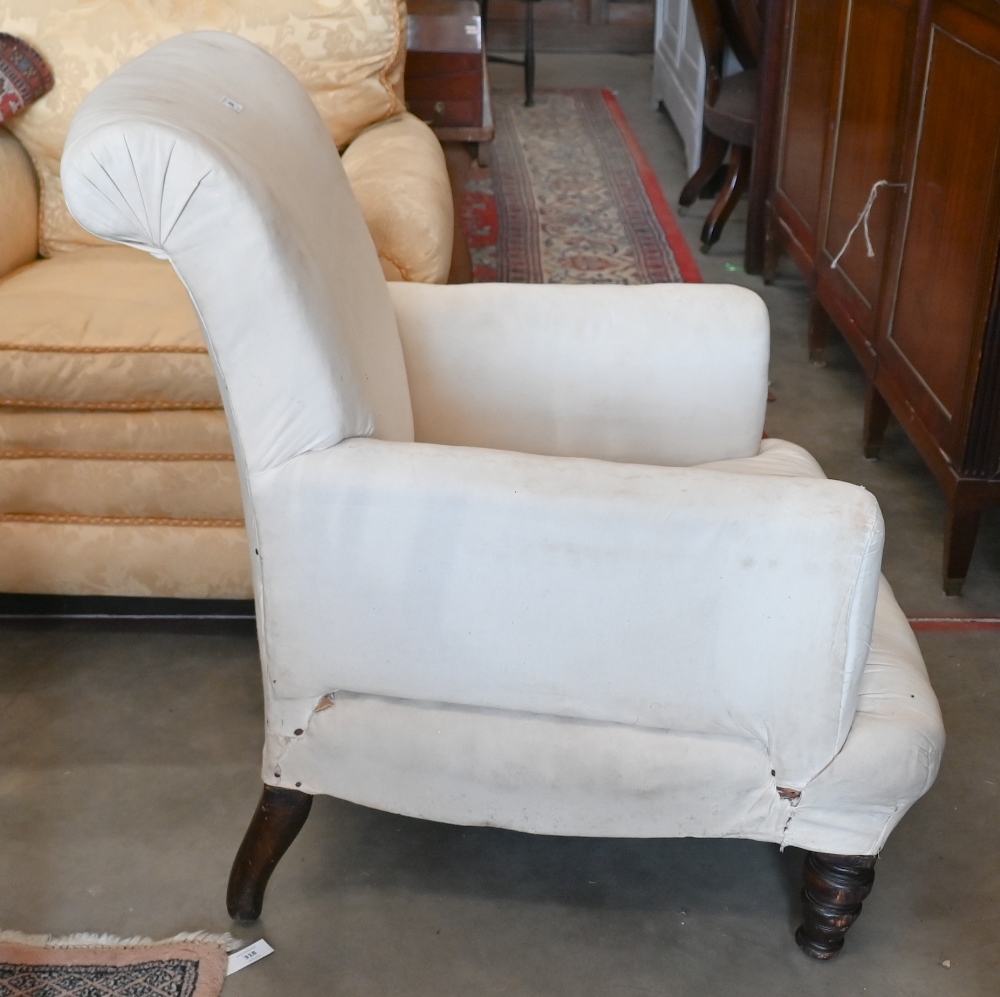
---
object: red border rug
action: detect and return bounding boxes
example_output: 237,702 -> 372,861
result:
907,618 -> 1000,632
464,89 -> 701,284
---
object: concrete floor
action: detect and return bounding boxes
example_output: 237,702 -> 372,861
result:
1,54 -> 998,995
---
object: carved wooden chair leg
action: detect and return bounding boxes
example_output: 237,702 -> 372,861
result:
679,133 -> 728,208
796,851 -> 877,959
700,143 -> 751,252
227,785 -> 313,923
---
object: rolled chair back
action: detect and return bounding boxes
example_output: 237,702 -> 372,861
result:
62,31 -> 415,484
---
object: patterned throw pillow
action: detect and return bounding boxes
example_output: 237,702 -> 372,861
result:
0,33 -> 53,124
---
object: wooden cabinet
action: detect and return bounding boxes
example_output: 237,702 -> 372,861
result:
653,0 -> 709,176
764,0 -> 1000,595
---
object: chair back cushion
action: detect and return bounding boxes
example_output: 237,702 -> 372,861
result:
62,32 -> 414,479
5,0 -> 406,255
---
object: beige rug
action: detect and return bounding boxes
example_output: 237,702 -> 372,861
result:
0,931 -> 233,997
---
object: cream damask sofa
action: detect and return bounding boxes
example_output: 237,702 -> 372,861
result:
0,1 -> 453,601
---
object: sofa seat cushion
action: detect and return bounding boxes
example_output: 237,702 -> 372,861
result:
0,245 -> 223,410
0,455 -> 242,521
0,409 -> 234,456
5,0 -> 406,256
0,244 -> 243,528
0,519 -> 252,598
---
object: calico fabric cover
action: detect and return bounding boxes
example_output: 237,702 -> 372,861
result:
56,34 -> 944,857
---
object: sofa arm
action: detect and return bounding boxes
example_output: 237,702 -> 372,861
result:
342,112 -> 453,284
252,436 -> 884,790
0,127 -> 39,278
389,281 -> 770,466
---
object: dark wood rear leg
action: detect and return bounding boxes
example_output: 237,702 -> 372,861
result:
227,785 -> 313,923
679,133 -> 728,207
796,852 -> 877,959
700,144 -> 751,252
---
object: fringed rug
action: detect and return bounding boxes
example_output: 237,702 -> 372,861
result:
463,88 -> 701,284
0,931 -> 232,997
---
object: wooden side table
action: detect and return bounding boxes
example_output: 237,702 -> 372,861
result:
406,0 -> 495,283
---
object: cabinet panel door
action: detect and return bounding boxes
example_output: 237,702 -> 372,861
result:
653,0 -> 706,175
818,0 -> 917,344
772,0 -> 843,258
882,1 -> 1000,460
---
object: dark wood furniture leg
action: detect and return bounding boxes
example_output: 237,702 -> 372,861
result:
744,0 -> 781,276
443,141 -> 475,284
482,0 -> 535,108
762,213 -> 781,284
524,0 -> 535,107
796,852 -> 877,960
863,383 -> 892,459
679,133 -> 728,208
944,486 -> 985,597
700,144 -> 751,252
808,296 -> 831,365
227,785 -> 313,923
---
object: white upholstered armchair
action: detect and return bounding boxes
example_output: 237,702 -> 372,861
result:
62,33 -> 945,959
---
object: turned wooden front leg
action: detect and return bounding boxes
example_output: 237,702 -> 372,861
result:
227,785 -> 313,923
795,851 -> 877,959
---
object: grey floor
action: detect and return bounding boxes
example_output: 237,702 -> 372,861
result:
1,55 -> 997,995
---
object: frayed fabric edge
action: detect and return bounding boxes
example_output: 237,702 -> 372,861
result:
0,929 -> 241,952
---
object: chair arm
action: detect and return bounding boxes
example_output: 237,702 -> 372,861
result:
343,112 -> 453,284
0,128 -> 39,279
251,437 -> 883,790
388,281 -> 770,466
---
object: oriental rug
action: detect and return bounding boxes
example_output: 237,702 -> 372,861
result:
0,931 -> 231,997
463,88 -> 701,284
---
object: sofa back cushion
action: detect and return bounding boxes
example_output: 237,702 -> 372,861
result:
5,0 -> 406,256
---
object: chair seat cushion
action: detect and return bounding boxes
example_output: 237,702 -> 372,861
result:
699,437 -> 826,479
268,573 -> 941,856
704,68 -> 758,148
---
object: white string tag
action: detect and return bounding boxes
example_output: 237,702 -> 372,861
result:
830,180 -> 906,269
